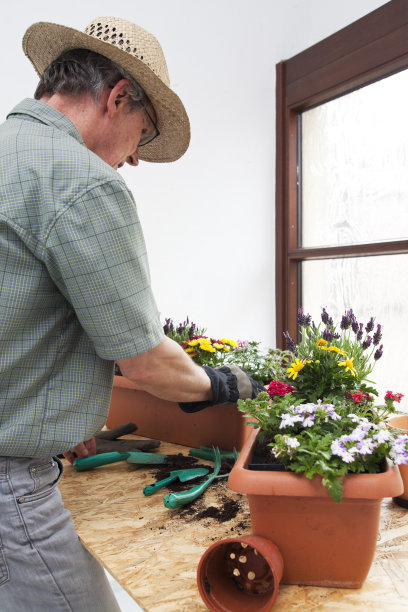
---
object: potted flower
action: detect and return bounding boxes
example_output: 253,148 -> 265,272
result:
228,307 -> 406,587
107,317 -> 288,449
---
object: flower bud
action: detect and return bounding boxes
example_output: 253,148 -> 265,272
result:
373,324 -> 382,345
365,317 -> 375,333
374,344 -> 383,360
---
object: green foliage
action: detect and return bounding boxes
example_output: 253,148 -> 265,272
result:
163,317 -> 290,384
238,391 -> 406,503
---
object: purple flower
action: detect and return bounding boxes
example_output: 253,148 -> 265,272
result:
374,344 -> 383,360
323,327 -> 334,341
373,324 -> 382,345
356,323 -> 364,340
340,312 -> 351,330
283,331 -> 297,353
365,317 -> 375,333
163,318 -> 174,335
351,317 -> 359,334
321,308 -> 333,326
331,439 -> 356,463
362,336 -> 372,350
297,308 -> 312,327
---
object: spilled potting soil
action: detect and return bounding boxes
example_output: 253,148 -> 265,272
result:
146,453 -> 248,526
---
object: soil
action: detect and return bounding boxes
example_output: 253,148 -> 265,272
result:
145,453 -> 248,526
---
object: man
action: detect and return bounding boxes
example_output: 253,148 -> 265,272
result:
0,16 -> 261,610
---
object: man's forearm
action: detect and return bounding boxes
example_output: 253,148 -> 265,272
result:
116,336 -> 213,402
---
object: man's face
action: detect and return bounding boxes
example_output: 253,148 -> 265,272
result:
104,104 -> 158,170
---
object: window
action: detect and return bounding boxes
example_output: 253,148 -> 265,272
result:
276,0 -> 408,405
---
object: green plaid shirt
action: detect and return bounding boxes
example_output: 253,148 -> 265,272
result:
0,99 -> 163,457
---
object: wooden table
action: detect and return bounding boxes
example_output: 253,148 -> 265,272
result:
59,437 -> 408,611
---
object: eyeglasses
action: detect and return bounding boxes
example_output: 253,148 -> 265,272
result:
138,107 -> 160,147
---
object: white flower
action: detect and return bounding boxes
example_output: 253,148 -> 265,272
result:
356,438 -> 375,455
283,436 -> 300,449
373,429 -> 391,444
302,416 -> 315,427
279,413 -> 303,428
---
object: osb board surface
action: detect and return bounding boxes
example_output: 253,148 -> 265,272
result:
59,437 -> 408,611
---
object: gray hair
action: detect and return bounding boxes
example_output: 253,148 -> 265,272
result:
34,48 -> 150,112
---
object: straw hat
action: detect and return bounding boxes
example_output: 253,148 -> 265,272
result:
22,16 -> 190,163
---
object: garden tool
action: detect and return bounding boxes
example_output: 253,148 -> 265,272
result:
94,422 -> 160,453
189,446 -> 239,463
142,467 -> 209,496
73,451 -> 168,472
163,448 -> 229,509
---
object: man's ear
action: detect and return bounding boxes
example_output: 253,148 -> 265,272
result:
106,79 -> 131,118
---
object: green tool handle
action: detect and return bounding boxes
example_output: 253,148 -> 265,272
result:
143,475 -> 176,496
163,474 -> 228,509
73,452 -> 129,471
189,447 -> 238,461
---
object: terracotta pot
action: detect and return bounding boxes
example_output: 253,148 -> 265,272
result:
228,428 -> 403,588
106,376 -> 252,450
197,535 -> 283,611
388,414 -> 408,509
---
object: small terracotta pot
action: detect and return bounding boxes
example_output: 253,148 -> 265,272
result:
388,415 -> 408,509
106,376 -> 252,450
197,535 -> 283,611
228,428 -> 403,588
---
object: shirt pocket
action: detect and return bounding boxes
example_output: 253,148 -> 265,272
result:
16,457 -> 63,505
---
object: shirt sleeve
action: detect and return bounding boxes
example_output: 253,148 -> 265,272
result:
43,178 -> 164,359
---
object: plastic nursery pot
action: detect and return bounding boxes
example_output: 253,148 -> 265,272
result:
197,535 -> 283,612
388,415 -> 408,509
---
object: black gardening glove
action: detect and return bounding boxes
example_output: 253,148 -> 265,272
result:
94,423 -> 161,452
178,365 -> 264,413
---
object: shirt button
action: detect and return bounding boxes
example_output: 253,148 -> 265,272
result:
18,497 -> 25,503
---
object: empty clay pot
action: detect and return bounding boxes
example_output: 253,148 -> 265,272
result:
197,535 -> 283,611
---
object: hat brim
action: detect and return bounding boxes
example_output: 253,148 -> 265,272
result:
23,22 -> 190,163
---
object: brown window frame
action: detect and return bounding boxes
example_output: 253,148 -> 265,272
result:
275,0 -> 408,347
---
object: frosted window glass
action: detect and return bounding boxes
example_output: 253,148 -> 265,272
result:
301,255 -> 408,412
301,70 -> 408,248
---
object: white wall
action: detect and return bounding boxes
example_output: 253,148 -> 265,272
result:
0,0 -> 386,346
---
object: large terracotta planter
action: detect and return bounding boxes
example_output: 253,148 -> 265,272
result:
388,414 -> 408,508
228,428 -> 403,588
106,376 -> 252,450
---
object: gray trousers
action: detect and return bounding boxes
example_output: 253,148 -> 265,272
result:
0,456 -> 121,611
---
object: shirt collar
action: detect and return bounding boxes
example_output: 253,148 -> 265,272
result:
7,98 -> 85,146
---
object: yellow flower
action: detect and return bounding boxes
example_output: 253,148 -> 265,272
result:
327,346 -> 347,356
185,347 -> 196,354
222,346 -> 230,352
213,343 -> 225,349
220,338 -> 238,347
287,358 -> 311,380
188,339 -> 200,347
316,339 -> 328,347
338,358 -> 357,376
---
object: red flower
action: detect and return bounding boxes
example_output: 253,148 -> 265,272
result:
267,380 -> 295,398
351,392 -> 363,402
346,389 -> 372,404
385,391 -> 404,403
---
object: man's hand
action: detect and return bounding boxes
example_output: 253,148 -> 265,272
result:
179,364 -> 264,413
63,437 -> 96,464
